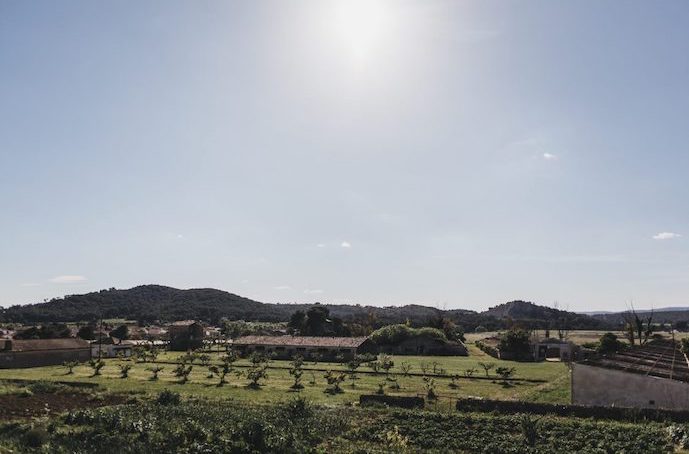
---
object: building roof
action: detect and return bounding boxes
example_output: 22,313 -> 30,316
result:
170,320 -> 200,327
578,339 -> 689,383
232,335 -> 369,349
90,337 -> 134,346
0,338 -> 90,352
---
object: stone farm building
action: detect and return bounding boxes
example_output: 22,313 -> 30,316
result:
572,339 -> 689,410
232,336 -> 373,360
168,320 -> 205,351
0,338 -> 91,369
478,336 -> 578,362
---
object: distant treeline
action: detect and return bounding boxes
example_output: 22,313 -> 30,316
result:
0,285 -> 613,332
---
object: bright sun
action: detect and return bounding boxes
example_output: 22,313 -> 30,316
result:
332,0 -> 391,61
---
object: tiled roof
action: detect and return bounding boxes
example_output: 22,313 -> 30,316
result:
578,339 -> 689,383
170,320 -> 200,326
232,335 -> 369,349
1,338 -> 91,352
90,337 -> 134,345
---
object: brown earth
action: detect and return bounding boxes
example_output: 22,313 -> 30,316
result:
0,392 -> 127,420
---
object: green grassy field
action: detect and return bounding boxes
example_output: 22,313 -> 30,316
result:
0,345 -> 571,407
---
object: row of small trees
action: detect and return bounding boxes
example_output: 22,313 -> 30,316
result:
65,351 -> 517,397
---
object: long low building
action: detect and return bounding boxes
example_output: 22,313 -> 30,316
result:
0,338 -> 91,369
572,339 -> 689,410
232,335 -> 373,360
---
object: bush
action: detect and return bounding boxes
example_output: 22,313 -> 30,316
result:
23,428 -> 48,448
27,381 -> 64,394
598,332 -> 625,354
156,389 -> 181,406
497,329 -> 532,359
280,397 -> 313,419
370,324 -> 447,346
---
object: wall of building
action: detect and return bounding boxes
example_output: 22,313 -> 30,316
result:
91,345 -> 132,358
572,363 -> 689,410
236,344 -> 357,361
0,349 -> 91,369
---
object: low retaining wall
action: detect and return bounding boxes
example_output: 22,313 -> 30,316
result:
456,397 -> 689,423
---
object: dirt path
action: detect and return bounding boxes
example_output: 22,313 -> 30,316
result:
0,392 -> 127,420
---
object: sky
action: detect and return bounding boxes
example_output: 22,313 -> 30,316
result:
1,1 -> 688,312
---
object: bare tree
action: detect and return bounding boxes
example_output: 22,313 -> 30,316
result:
622,306 -> 654,346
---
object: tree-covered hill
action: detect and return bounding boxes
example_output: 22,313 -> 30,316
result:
484,300 -> 608,330
0,285 -> 611,331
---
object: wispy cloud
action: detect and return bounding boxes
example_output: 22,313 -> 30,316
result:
316,243 -> 326,248
49,275 -> 87,284
341,241 -> 351,248
304,289 -> 324,295
542,152 -> 557,160
653,232 -> 681,240
275,285 -> 291,290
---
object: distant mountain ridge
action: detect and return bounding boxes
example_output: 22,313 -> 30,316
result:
590,309 -> 689,326
0,285 -> 611,331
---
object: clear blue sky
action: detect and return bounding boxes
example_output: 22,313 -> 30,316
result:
1,1 -> 688,312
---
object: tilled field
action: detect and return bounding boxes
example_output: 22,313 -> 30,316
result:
0,392 -> 127,420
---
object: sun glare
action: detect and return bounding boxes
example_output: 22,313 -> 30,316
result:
332,0 -> 390,61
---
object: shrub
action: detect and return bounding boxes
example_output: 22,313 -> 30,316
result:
370,324 -> 447,346
23,428 -> 48,448
323,370 -> 346,394
519,414 -> 541,447
63,360 -> 80,375
598,332 -> 625,354
497,329 -> 532,359
280,396 -> 313,419
118,364 -> 132,378
495,367 -> 516,382
156,389 -> 181,406
27,381 -> 64,394
146,365 -> 164,380
88,359 -> 105,376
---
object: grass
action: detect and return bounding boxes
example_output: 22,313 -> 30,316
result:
0,345 -> 571,408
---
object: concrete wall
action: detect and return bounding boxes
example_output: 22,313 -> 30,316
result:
572,363 -> 689,410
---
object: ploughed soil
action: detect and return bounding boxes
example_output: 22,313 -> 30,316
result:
0,392 -> 128,420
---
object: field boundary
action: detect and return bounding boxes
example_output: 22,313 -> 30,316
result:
456,397 -> 689,422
